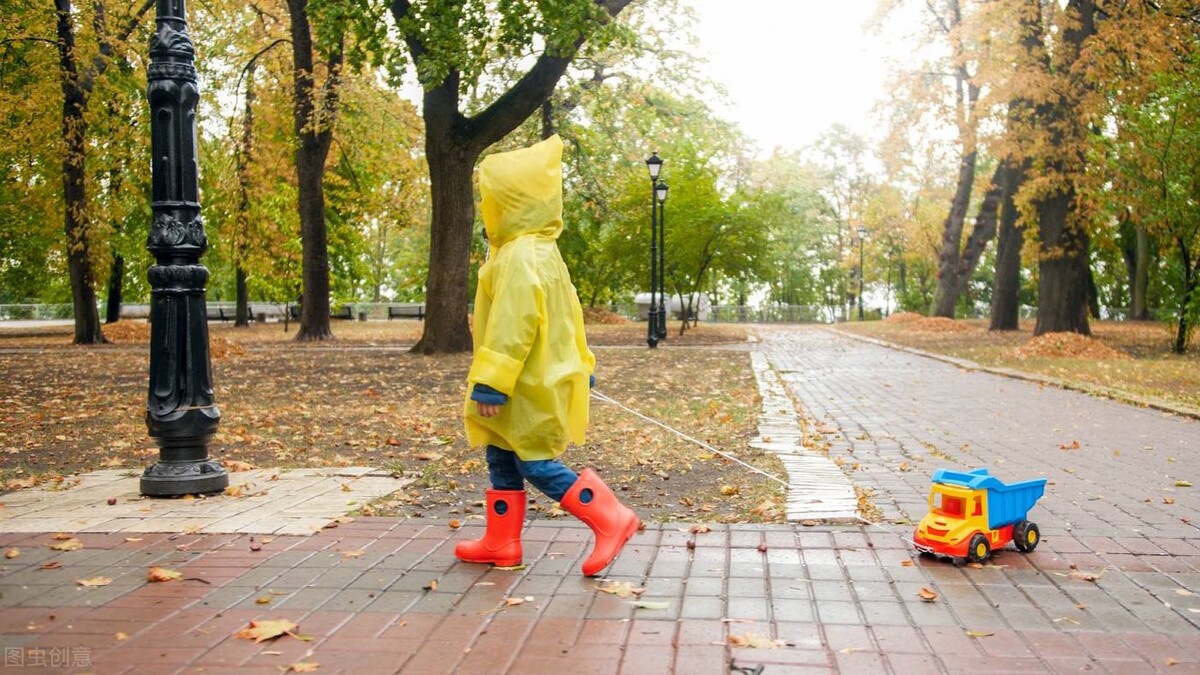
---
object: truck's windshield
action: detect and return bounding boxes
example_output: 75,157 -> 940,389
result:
932,492 -> 964,518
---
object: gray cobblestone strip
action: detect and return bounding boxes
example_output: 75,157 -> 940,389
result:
749,350 -> 859,522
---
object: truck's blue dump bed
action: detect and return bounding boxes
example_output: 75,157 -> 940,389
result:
932,468 -> 1047,529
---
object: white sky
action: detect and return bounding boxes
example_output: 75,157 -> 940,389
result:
684,0 -> 888,154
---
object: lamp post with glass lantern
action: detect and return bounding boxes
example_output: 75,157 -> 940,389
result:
644,153 -> 663,348
655,181 -> 669,339
857,226 -> 868,320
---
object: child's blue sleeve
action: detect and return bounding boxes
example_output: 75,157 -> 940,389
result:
471,383 -> 508,405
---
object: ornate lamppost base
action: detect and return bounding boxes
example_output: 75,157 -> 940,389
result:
140,459 -> 228,496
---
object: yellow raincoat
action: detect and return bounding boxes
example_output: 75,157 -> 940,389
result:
464,135 -> 596,461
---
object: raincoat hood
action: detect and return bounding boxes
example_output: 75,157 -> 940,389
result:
479,134 -> 564,247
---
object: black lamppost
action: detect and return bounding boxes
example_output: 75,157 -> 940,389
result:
645,153 -> 663,348
655,180 -> 669,340
857,225 -> 868,321
141,0 -> 228,496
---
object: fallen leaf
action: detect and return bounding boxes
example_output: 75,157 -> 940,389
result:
492,564 -> 526,571
234,619 -> 308,643
1166,658 -> 1178,666
1175,589 -> 1194,596
1175,481 -> 1192,488
1067,570 -> 1104,583
1163,497 -> 1175,505
689,524 -> 711,534
124,537 -> 143,543
50,533 -> 74,540
719,485 -> 739,496
4,548 -> 18,559
423,580 -> 438,591
594,580 -> 645,598
46,538 -> 83,552
40,561 -> 63,570
147,567 -> 183,582
341,550 -> 365,558
448,520 -> 461,529
115,632 -> 128,641
965,630 -> 994,638
728,633 -> 784,649
288,663 -> 320,673
76,576 -> 112,587
918,588 -> 939,602
630,600 -> 670,610
503,597 -> 526,606
1058,440 -> 1081,450
900,560 -> 914,567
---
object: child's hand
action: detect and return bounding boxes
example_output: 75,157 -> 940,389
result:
477,402 -> 501,418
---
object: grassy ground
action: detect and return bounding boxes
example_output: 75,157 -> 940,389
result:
837,314 -> 1200,415
0,319 -> 787,525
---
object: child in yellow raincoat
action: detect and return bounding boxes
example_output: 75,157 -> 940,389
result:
456,134 -> 640,577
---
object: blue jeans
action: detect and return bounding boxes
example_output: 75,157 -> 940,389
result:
487,445 -> 578,502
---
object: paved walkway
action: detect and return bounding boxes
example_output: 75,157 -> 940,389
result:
1,326 -> 1198,674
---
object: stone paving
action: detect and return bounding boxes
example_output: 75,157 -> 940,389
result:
1,325 -> 1199,674
0,468 -> 408,535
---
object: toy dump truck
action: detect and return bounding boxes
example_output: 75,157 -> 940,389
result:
913,468 -> 1047,563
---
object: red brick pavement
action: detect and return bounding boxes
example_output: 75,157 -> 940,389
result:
1,517 -> 1198,674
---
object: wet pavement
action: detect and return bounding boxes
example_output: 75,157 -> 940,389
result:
1,325 -> 1197,674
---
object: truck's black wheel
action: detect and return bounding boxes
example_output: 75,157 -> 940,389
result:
967,533 -> 991,563
1014,521 -> 1040,552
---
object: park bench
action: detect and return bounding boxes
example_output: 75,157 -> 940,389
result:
206,307 -> 241,322
331,305 -> 354,320
387,304 -> 425,321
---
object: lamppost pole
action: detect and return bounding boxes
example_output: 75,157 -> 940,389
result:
141,0 -> 228,496
655,181 -> 669,340
857,226 -> 868,321
645,153 -> 663,348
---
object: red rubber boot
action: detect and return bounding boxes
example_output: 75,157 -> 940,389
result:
454,489 -> 525,567
560,469 -> 640,576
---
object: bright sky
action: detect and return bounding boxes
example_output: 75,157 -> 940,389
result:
684,0 -> 888,154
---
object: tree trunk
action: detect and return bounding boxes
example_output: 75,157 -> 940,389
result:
937,164 -> 1004,318
55,0 -> 104,344
1034,189 -> 1091,335
1173,237 -> 1194,354
1031,0 -> 1095,337
235,266 -> 250,326
288,0 -> 341,341
990,163 -> 1027,330
930,150 -> 979,317
105,254 -> 123,324
1132,225 -> 1151,320
412,122 -> 474,354
235,62 -> 256,328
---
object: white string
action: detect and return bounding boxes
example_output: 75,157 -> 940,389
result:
590,389 -> 790,488
588,386 -> 907,538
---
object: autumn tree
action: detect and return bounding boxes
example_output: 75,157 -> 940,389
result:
389,0 -> 633,354
0,1 -> 156,341
1107,22 -> 1200,351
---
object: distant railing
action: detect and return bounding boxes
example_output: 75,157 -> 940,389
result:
0,304 -> 74,320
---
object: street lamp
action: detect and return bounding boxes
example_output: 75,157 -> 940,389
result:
644,153 -> 663,348
655,181 -> 669,340
141,0 -> 228,496
857,226 -> 868,321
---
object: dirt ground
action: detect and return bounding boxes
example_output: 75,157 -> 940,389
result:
0,319 -> 789,525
